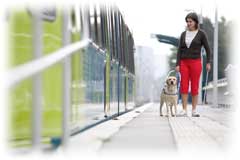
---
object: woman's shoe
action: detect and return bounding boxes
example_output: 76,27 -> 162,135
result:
192,111 -> 200,117
177,110 -> 187,117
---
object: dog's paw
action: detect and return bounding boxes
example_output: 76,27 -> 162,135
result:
160,114 -> 163,117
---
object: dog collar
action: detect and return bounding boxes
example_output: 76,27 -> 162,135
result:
163,88 -> 178,95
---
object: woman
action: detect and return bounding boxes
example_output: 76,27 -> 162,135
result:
175,12 -> 211,117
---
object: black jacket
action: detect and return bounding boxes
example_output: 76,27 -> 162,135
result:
176,29 -> 211,66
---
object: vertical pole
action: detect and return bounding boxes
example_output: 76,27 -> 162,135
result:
198,7 -> 203,104
104,63 -> 107,116
213,7 -> 218,107
62,7 -> 71,147
198,49 -> 203,104
117,62 -> 120,116
203,71 -> 209,104
32,10 -> 42,149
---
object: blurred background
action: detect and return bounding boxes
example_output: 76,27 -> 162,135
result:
1,0 -> 239,153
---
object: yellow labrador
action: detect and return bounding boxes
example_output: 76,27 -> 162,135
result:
160,76 -> 178,117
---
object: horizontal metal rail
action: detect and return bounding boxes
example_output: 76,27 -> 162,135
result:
5,39 -> 107,89
203,78 -> 228,90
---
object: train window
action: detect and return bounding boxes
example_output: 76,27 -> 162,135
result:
125,28 -> 129,69
100,6 -> 106,49
96,4 -> 102,48
114,9 -> 118,60
110,8 -> 116,59
69,6 -> 82,34
74,6 -> 81,33
79,6 -> 84,39
107,7 -> 112,60
104,5 -> 109,50
89,4 -> 95,41
113,9 -> 118,60
114,9 -> 120,61
117,10 -> 122,62
120,15 -> 125,66
93,5 -> 98,44
89,4 -> 95,19
118,13 -> 122,63
101,5 -> 108,52
86,6 -> 91,39
122,17 -> 126,66
70,7 -> 76,33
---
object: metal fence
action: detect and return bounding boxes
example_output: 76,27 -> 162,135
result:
203,78 -> 233,107
5,8 -> 105,148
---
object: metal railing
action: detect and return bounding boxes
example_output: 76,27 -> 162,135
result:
6,9 -> 106,149
203,78 -> 228,90
6,39 -> 90,89
202,77 -> 232,107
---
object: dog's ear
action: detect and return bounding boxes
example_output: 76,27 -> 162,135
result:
173,77 -> 177,85
166,78 -> 170,85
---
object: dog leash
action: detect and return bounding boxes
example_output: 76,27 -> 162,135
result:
176,71 -> 181,91
165,70 -> 176,81
203,71 -> 209,104
176,71 -> 181,104
165,70 -> 181,91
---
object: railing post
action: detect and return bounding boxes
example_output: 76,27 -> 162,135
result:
62,7 -> 71,147
213,7 -> 218,107
32,9 -> 43,149
117,62 -> 120,116
82,4 -> 90,40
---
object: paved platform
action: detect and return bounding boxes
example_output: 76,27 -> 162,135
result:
168,104 -> 233,152
62,102 -> 233,156
99,103 -> 233,153
100,103 -> 176,152
66,103 -> 153,153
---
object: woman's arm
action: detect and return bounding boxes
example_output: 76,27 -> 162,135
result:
176,33 -> 183,67
202,31 -> 211,64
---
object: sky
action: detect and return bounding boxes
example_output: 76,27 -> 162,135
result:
116,0 -> 237,53
115,0 -> 239,77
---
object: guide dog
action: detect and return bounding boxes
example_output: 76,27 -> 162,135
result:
160,76 -> 178,117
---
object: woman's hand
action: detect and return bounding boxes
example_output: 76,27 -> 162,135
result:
175,65 -> 180,72
206,63 -> 211,72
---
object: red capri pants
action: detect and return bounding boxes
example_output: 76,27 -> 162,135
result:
180,58 -> 202,96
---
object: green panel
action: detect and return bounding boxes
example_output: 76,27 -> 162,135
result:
8,8 -> 64,146
8,8 -> 33,68
9,79 -> 33,141
71,27 -> 84,125
8,8 -> 33,144
42,8 -> 63,137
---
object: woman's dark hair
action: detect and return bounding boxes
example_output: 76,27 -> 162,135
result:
185,12 -> 199,29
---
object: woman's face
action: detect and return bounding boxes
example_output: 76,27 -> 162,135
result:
186,18 -> 197,31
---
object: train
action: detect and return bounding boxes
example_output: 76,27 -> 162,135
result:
7,4 -> 135,147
